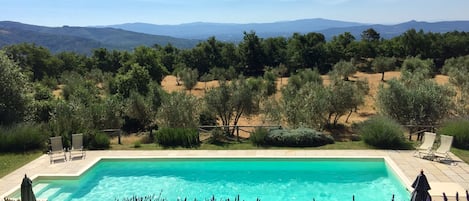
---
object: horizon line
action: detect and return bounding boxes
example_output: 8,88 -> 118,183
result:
3,17 -> 469,28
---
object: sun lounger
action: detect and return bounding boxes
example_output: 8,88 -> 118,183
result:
432,135 -> 453,161
48,136 -> 66,163
69,134 -> 86,160
414,132 -> 436,158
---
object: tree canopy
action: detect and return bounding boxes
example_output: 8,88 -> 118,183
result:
3,27 -> 469,141
0,51 -> 31,125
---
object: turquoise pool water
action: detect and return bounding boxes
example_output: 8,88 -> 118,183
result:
29,158 -> 409,201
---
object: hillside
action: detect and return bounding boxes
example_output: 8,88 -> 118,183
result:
0,25 -> 104,53
319,20 -> 469,39
0,21 -> 199,54
107,18 -> 364,41
108,19 -> 469,41
2,19 -> 469,54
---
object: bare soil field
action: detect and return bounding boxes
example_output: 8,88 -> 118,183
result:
53,71 -> 449,140
161,72 -> 450,138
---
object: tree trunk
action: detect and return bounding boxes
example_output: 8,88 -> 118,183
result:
333,114 -> 340,126
345,109 -> 353,123
381,72 -> 385,81
327,113 -> 333,126
220,114 -> 230,136
148,126 -> 155,143
232,112 -> 243,137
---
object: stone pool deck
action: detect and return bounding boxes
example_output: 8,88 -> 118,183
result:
1,150 -> 468,200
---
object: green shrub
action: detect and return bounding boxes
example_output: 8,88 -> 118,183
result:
31,100 -> 55,123
250,127 -> 269,146
133,141 -> 142,148
199,109 -> 218,127
156,128 -> 199,147
0,123 -> 48,152
263,71 -> 277,96
439,119 -> 469,150
350,134 -> 362,141
359,116 -> 408,149
209,128 -> 224,144
40,75 -> 58,90
86,131 -> 110,150
265,127 -> 334,147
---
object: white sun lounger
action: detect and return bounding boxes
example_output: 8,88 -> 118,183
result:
432,135 -> 454,161
414,132 -> 436,158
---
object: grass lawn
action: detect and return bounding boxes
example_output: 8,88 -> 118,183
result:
0,151 -> 43,178
111,140 -> 373,150
112,139 -> 469,163
451,148 -> 469,163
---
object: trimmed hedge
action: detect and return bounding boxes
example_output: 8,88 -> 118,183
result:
156,128 -> 200,147
359,116 -> 408,149
0,123 -> 48,152
84,131 -> 111,150
439,119 -> 469,150
262,127 -> 334,147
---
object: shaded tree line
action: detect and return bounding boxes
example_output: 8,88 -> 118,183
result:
3,29 -> 469,83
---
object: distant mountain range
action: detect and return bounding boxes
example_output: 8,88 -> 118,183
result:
108,19 -> 469,41
0,21 -> 199,54
319,20 -> 469,39
106,18 -> 365,41
1,19 -> 469,54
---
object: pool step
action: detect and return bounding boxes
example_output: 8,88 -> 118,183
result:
39,187 -> 60,199
33,183 -> 49,194
54,192 -> 72,201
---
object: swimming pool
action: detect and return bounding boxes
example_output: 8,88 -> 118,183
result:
17,158 -> 410,201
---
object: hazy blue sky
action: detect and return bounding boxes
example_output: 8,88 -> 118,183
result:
1,0 -> 469,26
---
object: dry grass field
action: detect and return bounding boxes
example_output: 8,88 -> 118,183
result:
159,71 -> 450,138
52,71 -> 450,130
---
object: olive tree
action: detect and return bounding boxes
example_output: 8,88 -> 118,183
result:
0,51 -> 31,125
180,67 -> 199,92
124,91 -> 154,132
172,63 -> 184,86
157,92 -> 200,128
287,68 -> 322,90
263,70 -> 277,96
48,99 -> 88,145
371,57 -> 396,81
266,69 -> 326,129
326,75 -> 369,126
442,55 -> 469,116
204,77 -> 260,136
60,71 -> 100,106
102,95 -> 125,128
377,78 -> 454,126
267,69 -> 369,129
332,60 -> 356,81
281,82 -> 330,128
123,82 -> 163,139
400,57 -> 434,82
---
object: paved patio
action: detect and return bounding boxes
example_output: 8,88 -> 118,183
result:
1,150 -> 468,200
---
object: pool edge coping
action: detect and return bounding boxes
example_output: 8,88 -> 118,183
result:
2,154 -> 413,200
